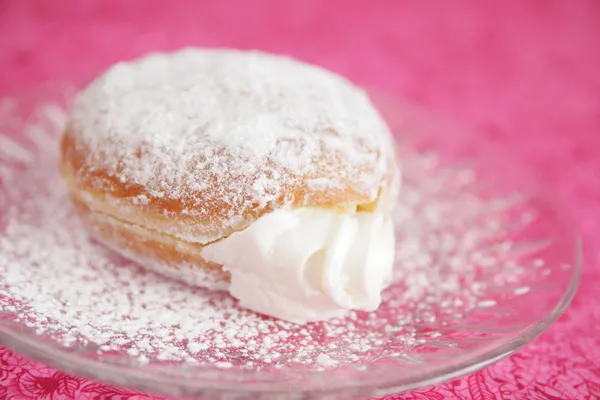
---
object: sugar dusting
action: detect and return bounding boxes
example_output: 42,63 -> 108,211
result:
68,49 -> 396,244
0,98 -> 541,370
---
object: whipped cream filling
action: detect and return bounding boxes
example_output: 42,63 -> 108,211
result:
201,207 -> 395,323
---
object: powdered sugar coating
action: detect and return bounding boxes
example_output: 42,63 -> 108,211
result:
68,48 -> 396,244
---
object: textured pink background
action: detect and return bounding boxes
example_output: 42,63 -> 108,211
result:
1,0 -> 599,399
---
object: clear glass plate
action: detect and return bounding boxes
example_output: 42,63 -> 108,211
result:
0,84 -> 581,400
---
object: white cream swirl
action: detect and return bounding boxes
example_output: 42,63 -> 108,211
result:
202,207 -> 395,323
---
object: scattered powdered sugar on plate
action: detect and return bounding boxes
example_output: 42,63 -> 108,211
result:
0,97 -> 549,372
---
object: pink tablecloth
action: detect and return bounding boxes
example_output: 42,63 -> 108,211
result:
1,1 -> 599,399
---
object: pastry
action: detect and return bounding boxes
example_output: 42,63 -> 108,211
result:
59,48 -> 400,323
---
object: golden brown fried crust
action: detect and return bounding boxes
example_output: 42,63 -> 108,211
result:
60,130 -> 396,238
69,193 -> 230,283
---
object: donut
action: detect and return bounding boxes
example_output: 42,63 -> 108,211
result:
59,48 -> 400,322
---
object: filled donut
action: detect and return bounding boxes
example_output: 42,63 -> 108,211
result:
59,48 -> 400,323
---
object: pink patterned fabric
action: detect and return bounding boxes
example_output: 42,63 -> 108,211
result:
0,0 -> 599,398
